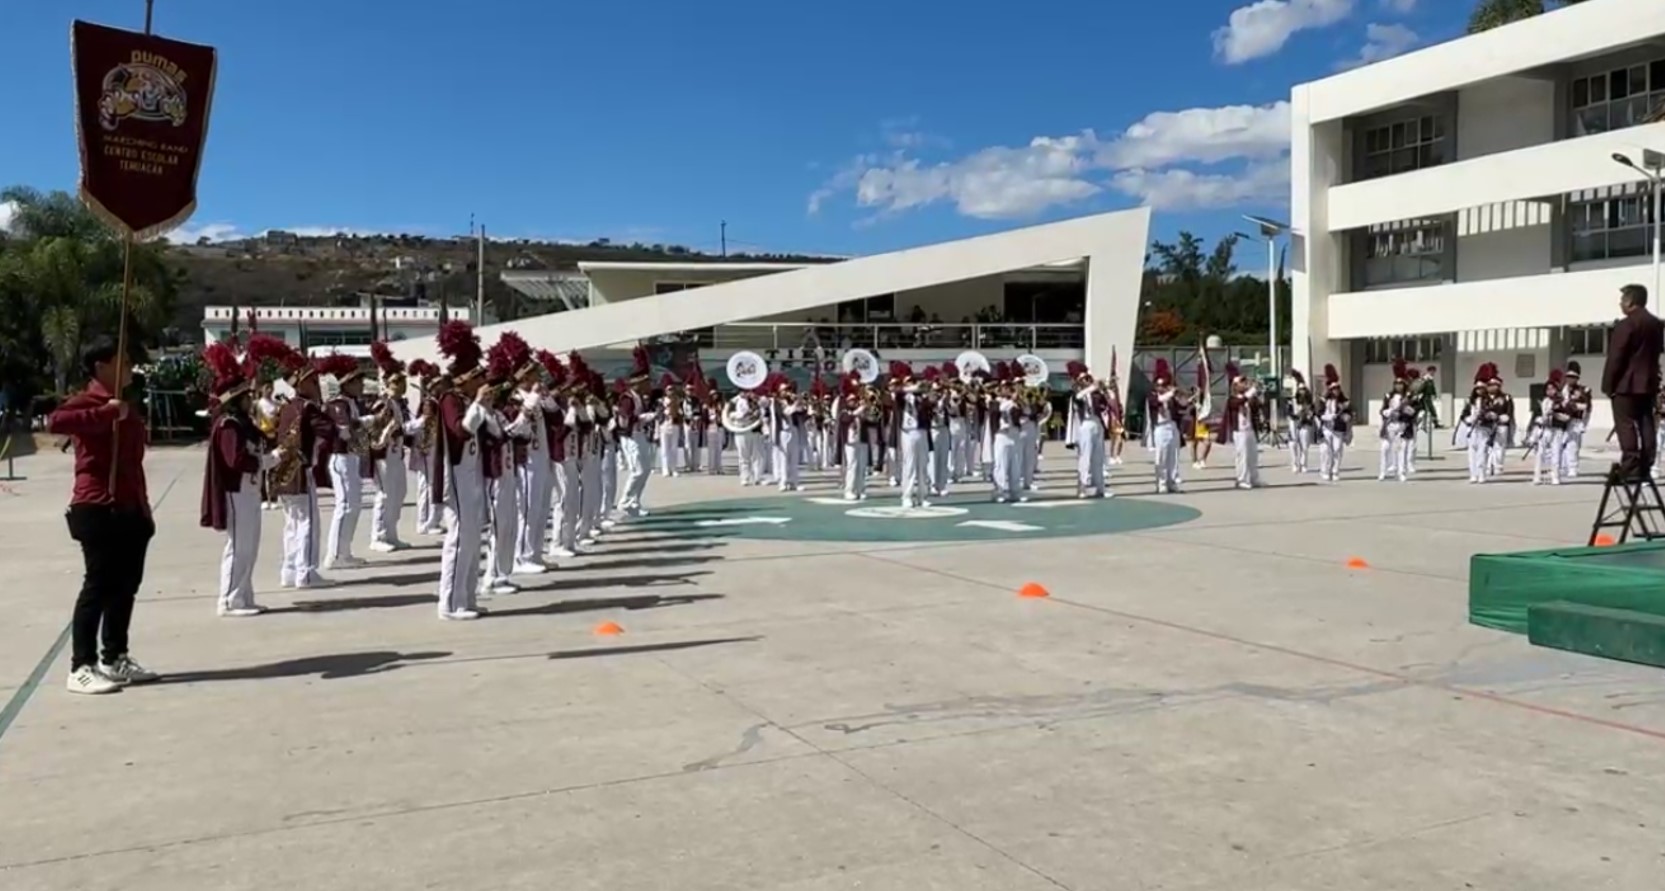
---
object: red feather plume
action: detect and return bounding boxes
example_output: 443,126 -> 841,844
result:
1323,363 -> 1339,386
1065,360 -> 1089,379
203,341 -> 246,397
1391,356 -> 1408,381
535,350 -> 566,388
243,333 -> 294,382
437,321 -> 482,374
316,353 -> 360,380
407,359 -> 440,380
1152,358 -> 1172,383
369,340 -> 404,378
495,331 -> 533,376
630,344 -> 652,377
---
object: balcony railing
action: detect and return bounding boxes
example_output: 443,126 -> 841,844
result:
662,322 -> 1084,352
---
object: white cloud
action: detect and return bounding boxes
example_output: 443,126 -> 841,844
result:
163,221 -> 246,244
1380,0 -> 1416,11
1212,0 -> 1354,64
0,200 -> 16,234
1338,22 -> 1418,69
1110,160 -> 1289,211
809,102 -> 1291,220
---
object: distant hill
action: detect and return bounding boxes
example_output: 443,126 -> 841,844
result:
163,232 -> 840,334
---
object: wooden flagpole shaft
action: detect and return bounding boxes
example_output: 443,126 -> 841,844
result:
108,236 -> 135,495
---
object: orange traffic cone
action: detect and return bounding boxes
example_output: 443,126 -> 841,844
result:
1594,534 -> 1617,547
1018,582 -> 1051,599
1345,557 -> 1369,570
594,621 -> 625,636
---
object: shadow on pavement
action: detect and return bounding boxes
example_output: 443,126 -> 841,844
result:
547,636 -> 761,660
156,650 -> 452,684
275,593 -> 437,613
489,592 -> 724,618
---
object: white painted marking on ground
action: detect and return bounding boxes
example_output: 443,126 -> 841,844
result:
845,505 -> 970,520
1011,500 -> 1092,509
805,497 -> 854,506
694,516 -> 793,527
958,520 -> 1045,532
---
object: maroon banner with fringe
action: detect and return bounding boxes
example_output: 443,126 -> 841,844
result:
72,20 -> 217,240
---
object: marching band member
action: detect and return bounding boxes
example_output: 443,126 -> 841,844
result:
367,342 -> 417,552
201,342 -> 284,617
770,376 -> 806,492
1533,368 -> 1569,486
272,352 -> 339,589
433,321 -> 491,620
1561,360 -> 1592,480
1189,361 -> 1213,470
1377,359 -> 1414,483
540,352 -> 577,562
803,380 -> 825,472
599,376 -> 623,529
1104,373 -> 1126,467
990,365 -> 1026,503
510,346 -> 556,574
1465,363 -> 1505,484
943,368 -> 971,483
577,370 -> 611,544
1286,370 -> 1316,474
318,354 -> 368,570
889,362 -> 935,509
1403,367 -> 1424,476
1486,369 -> 1516,478
1019,386 -> 1047,493
1065,360 -> 1110,499
682,374 -> 701,475
1217,363 -> 1264,490
1318,365 -> 1352,482
836,373 -> 871,501
925,368 -> 953,497
725,384 -> 766,485
818,383 -> 839,474
478,338 -> 526,598
407,360 -> 444,536
657,373 -> 685,477
1148,359 -> 1187,494
615,347 -> 655,517
697,377 -> 725,475
253,379 -> 282,510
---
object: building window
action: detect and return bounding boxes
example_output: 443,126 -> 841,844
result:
836,294 -> 895,324
1364,336 -> 1444,365
1363,219 -> 1446,287
1569,182 -> 1657,263
307,330 -> 374,347
1361,115 -> 1447,180
1571,59 -> 1665,138
1567,326 -> 1611,356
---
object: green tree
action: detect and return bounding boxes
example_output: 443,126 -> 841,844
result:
0,186 -> 178,399
1139,231 -> 1290,347
1467,0 -> 1589,33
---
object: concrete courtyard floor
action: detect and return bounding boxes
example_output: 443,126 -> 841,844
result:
2,441 -> 1664,890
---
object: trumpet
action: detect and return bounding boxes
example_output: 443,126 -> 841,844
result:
372,400 -> 405,451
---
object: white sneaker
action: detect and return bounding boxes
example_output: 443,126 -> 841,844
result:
491,581 -> 520,595
67,665 -> 121,695
368,541 -> 397,553
218,606 -> 267,618
442,609 -> 481,621
547,547 -> 577,560
513,562 -> 549,575
600,519 -> 617,529
100,655 -> 159,685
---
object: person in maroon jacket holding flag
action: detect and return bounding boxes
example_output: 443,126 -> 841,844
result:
47,336 -> 160,695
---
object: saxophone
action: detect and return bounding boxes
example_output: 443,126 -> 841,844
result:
418,398 -> 439,454
269,407 -> 305,491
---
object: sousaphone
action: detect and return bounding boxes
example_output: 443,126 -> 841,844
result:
1015,353 -> 1050,388
840,348 -> 880,385
722,351 -> 766,433
954,350 -> 991,384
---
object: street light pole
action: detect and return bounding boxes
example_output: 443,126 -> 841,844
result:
1612,149 -> 1664,297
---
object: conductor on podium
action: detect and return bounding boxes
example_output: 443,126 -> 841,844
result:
1602,283 -> 1664,482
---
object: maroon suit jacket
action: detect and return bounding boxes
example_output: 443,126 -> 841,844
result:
1603,308 -> 1665,397
201,413 -> 261,531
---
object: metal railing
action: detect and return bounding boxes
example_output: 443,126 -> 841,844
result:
668,322 -> 1085,352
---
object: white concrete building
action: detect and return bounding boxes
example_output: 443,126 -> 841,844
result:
1291,0 -> 1665,426
401,209 -> 1151,388
202,304 -> 470,359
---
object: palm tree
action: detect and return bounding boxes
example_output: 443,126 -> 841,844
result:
0,187 -> 175,395
1468,0 -> 1590,34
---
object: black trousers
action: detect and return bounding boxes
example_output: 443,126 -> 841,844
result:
1610,394 -> 1659,480
65,504 -> 154,670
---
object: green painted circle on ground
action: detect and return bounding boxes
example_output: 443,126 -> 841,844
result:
633,492 -> 1202,543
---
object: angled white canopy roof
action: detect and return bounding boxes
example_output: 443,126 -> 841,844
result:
393,207 -> 1151,386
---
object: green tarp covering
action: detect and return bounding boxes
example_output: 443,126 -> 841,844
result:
1468,542 -> 1665,635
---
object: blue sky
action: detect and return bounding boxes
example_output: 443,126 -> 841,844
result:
3,0 -> 1469,262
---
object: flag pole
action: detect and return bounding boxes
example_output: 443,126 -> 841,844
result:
108,235 -> 136,494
